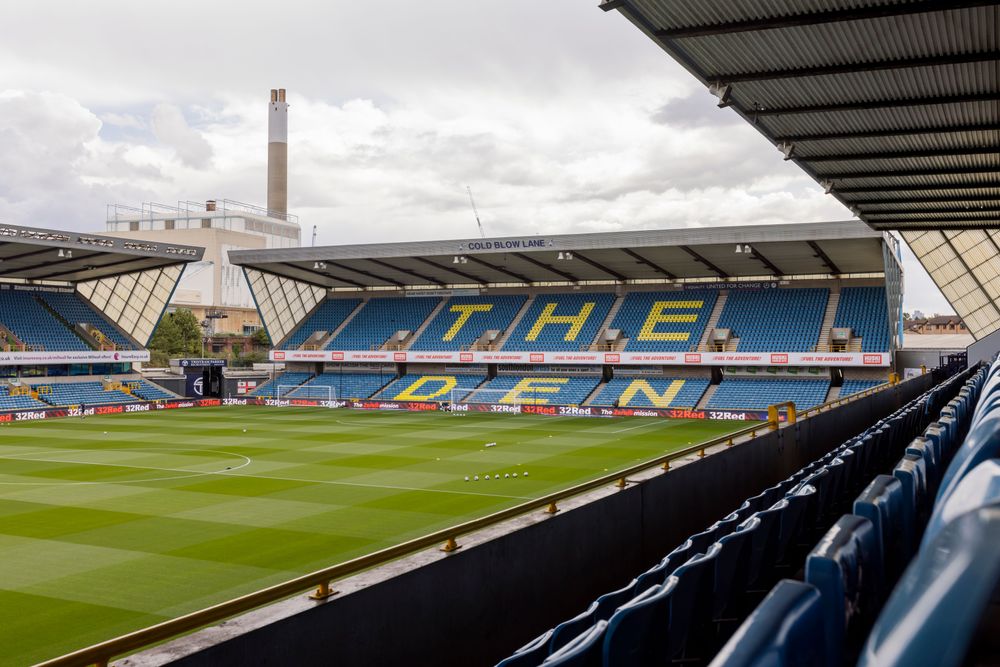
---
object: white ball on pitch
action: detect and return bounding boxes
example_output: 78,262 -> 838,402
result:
464,476 -> 469,481
504,473 -> 510,479
242,429 -> 247,433
523,472 -> 529,477
484,474 -> 490,480
473,475 -> 479,481
513,473 -> 518,478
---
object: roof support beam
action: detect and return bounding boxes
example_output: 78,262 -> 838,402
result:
808,241 -> 841,275
288,263 -> 365,288
775,123 -> 1000,143
679,246 -> 728,278
748,247 -> 783,276
820,166 -> 1000,180
571,251 -> 628,282
754,92 -> 1000,117
712,51 -> 1000,84
866,205 -> 1000,217
513,252 -> 579,282
365,259 -> 445,286
324,260 -> 404,287
35,256 -> 156,281
837,182 -> 1000,194
464,255 -> 532,284
869,220 -> 1000,230
414,257 -> 486,285
0,251 -> 105,277
856,196 -> 1000,207
653,1 -> 996,39
621,248 -> 677,280
803,146 -> 999,163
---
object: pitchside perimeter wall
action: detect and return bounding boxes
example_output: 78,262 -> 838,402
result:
131,371 -> 939,667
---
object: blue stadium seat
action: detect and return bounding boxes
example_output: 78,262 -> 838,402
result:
542,620 -> 607,666
130,380 -> 173,401
35,381 -> 138,406
288,373 -> 393,400
0,386 -> 48,410
549,602 -> 599,655
706,377 -> 830,411
280,298 -> 362,349
834,287 -> 890,352
249,372 -> 314,397
853,475 -> 905,583
590,376 -> 710,408
715,289 -> 828,352
892,453 -> 929,555
841,379 -> 884,397
666,544 -> 723,660
495,629 -> 554,667
859,469 -> 1000,667
805,514 -> 880,666
603,578 -> 678,666
610,290 -> 717,352
35,291 -> 136,349
503,293 -> 615,351
410,295 -> 526,350
327,297 -> 441,350
469,376 -> 600,405
0,290 -> 91,351
710,580 -> 827,667
378,374 -> 485,402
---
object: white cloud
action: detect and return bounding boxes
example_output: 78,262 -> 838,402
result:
0,1 -> 954,315
150,104 -> 213,169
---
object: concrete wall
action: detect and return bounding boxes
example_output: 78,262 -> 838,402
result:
968,329 -> 1000,365
136,373 -> 938,667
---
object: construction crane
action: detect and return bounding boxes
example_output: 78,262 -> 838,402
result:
467,186 -> 486,239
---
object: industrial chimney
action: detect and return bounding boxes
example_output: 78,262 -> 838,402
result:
267,88 -> 288,217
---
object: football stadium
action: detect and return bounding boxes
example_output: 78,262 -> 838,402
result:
1,2 -> 999,667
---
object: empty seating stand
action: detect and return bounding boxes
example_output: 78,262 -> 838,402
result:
0,290 -> 91,351
280,298 -> 362,349
503,293 -> 615,352
470,376 -> 600,405
610,290 -> 717,352
841,379 -> 883,398
715,288 -> 828,352
378,374 -> 486,402
288,373 -> 393,400
835,287 -> 890,352
36,381 -> 139,407
494,360 -> 978,667
249,372 -> 314,398
590,377 -> 710,409
0,386 -> 48,410
707,377 -> 829,411
35,291 -> 136,349
130,380 -> 173,401
326,297 -> 441,350
410,295 -> 527,350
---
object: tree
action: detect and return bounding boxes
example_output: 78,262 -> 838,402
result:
251,328 -> 271,348
148,309 -> 203,359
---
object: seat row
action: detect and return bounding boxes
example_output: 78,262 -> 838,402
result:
494,364 -> 974,666
712,363 -> 985,667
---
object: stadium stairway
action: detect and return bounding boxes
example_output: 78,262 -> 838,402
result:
817,290 -> 840,349
590,295 -> 625,350
495,362 -> 978,667
697,292 -> 728,349
403,299 -> 449,349
249,372 -> 314,398
696,383 -> 720,409
495,295 -> 537,350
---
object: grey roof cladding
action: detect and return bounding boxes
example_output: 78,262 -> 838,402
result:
602,0 -> 1000,231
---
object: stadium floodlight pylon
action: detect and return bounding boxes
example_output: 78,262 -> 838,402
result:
277,384 -> 336,402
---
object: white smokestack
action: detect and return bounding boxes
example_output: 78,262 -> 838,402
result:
268,88 -> 288,217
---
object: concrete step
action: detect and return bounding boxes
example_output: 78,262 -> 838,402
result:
495,295 -> 536,350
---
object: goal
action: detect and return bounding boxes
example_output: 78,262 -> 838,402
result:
450,386 -> 544,409
277,384 -> 336,401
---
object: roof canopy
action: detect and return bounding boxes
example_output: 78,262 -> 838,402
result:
601,0 -> 1000,231
229,221 -> 889,289
0,223 -> 203,283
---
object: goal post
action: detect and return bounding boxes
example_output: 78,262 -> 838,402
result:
450,387 -> 542,409
277,384 -> 336,402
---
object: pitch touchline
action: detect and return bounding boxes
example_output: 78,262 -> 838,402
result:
0,453 -> 530,500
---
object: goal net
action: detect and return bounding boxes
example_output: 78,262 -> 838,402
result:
450,387 -> 545,409
277,384 -> 336,401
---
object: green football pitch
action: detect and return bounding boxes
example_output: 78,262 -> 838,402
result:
0,406 -> 746,664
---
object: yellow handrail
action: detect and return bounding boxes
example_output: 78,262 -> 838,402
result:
37,378 -> 904,667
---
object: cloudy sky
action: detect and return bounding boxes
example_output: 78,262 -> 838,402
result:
0,0 -> 949,314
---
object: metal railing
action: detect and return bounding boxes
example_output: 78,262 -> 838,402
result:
38,379 -> 902,667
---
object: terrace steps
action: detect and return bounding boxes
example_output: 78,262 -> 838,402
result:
495,295 -> 536,350
817,290 -> 840,349
695,383 -> 720,409
404,298 -> 449,350
697,291 -> 728,349
825,384 -> 842,402
582,380 -> 606,406
322,298 -> 369,349
590,295 -> 625,348
34,296 -> 96,349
